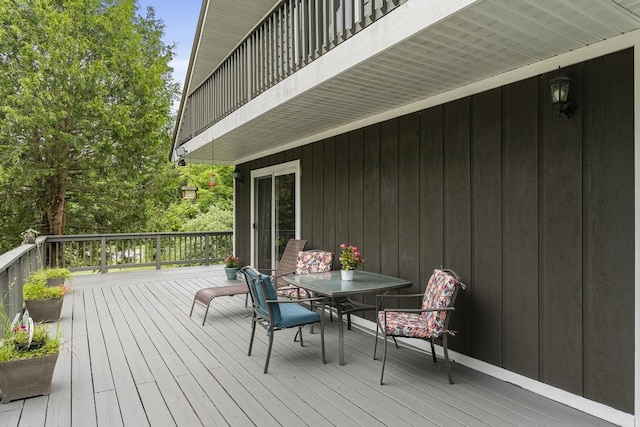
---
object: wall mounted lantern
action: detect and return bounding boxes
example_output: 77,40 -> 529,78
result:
549,72 -> 576,118
233,167 -> 242,182
181,186 -> 198,201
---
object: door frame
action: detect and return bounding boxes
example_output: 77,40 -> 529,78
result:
249,160 -> 301,268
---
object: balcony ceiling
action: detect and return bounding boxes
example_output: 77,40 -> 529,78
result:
182,0 -> 640,164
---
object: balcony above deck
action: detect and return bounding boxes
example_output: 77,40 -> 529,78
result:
173,0 -> 640,165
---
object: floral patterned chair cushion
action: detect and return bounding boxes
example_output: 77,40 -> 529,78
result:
278,250 -> 334,298
295,250 -> 334,274
421,268 -> 464,335
378,269 -> 465,338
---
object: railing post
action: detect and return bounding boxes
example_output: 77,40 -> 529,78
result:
156,235 -> 162,270
101,236 -> 107,274
17,254 -> 27,315
204,234 -> 210,266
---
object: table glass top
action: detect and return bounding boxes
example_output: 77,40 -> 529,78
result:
282,270 -> 411,297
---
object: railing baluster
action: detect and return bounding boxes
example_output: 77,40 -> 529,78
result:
100,237 -> 107,274
312,0 -> 319,58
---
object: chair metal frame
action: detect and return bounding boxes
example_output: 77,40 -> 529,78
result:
242,266 -> 326,373
374,268 -> 464,385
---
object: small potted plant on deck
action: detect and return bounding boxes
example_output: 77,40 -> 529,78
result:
223,254 -> 240,280
0,310 -> 61,403
43,267 -> 71,287
339,243 -> 365,281
23,270 -> 68,323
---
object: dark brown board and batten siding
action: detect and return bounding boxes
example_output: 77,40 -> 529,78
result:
234,48 -> 634,413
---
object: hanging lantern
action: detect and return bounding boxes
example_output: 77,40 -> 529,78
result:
181,186 -> 198,201
209,172 -> 217,187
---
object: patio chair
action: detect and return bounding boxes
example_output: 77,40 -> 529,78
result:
260,239 -> 308,292
189,278 -> 249,326
374,268 -> 466,385
242,265 -> 326,374
278,250 -> 334,299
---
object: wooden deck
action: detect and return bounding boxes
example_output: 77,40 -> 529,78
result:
0,266 -> 616,426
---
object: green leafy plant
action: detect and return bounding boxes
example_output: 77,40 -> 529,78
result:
43,268 -> 71,280
23,271 -> 67,300
339,244 -> 365,271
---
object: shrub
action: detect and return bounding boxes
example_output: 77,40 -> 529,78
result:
23,271 -> 67,300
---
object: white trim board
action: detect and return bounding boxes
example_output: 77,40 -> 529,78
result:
633,41 -> 640,427
348,316 -> 634,427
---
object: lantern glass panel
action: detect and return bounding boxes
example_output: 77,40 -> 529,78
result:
550,76 -> 571,105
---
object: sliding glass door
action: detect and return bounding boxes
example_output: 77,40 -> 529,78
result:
251,161 -> 300,271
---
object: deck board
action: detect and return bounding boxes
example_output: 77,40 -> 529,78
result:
94,288 -> 149,425
70,291 -> 98,427
0,266 -> 618,426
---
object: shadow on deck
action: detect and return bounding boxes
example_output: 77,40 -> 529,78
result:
0,266 -> 615,426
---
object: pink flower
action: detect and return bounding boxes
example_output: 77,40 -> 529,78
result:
339,243 -> 365,271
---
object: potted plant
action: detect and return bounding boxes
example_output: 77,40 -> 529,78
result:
0,310 -> 61,403
43,267 -> 71,287
223,254 -> 240,280
23,271 -> 67,323
339,243 -> 365,281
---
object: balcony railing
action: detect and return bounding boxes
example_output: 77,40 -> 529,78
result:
177,0 -> 406,144
0,231 -> 233,336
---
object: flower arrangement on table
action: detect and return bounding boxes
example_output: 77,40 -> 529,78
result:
223,254 -> 240,268
339,244 -> 365,271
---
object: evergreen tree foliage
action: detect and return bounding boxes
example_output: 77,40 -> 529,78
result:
0,0 -> 180,251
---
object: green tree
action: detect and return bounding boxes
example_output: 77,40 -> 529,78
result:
0,0 -> 178,251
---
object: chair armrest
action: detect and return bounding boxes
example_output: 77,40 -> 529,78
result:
376,293 -> 424,310
382,307 -> 455,313
272,269 -> 296,278
266,296 -> 326,305
377,293 -> 424,301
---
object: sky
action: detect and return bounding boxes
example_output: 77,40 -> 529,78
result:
137,0 -> 201,93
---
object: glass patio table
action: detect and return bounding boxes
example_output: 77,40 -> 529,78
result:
282,270 -> 411,365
